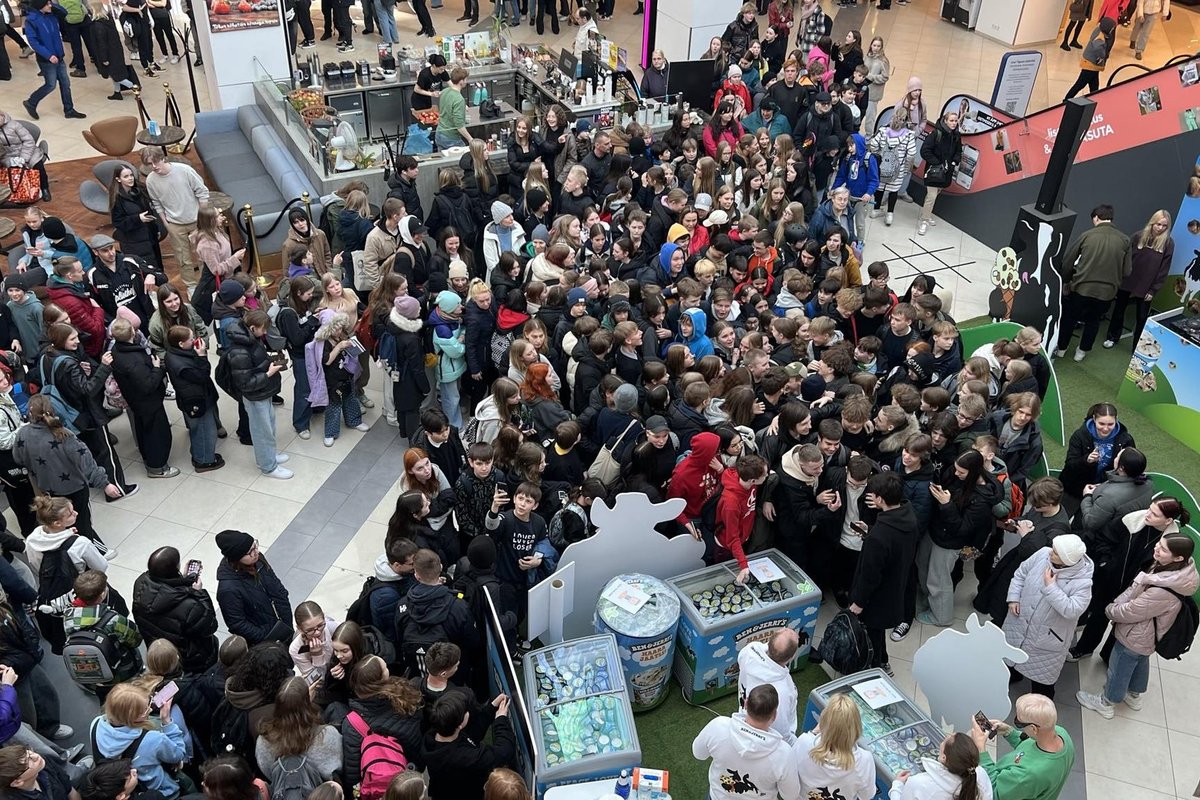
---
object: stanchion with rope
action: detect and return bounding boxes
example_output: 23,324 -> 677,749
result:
233,196 -> 315,291
132,87 -> 151,129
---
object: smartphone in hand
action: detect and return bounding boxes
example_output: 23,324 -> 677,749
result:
975,710 -> 996,739
186,559 -> 202,578
152,680 -> 179,711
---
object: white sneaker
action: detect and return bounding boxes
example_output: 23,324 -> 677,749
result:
870,209 -> 884,219
1073,348 -> 1087,362
385,417 -> 399,427
265,466 -> 294,479
918,220 -> 928,235
928,217 -> 937,226
1103,339 -> 1116,349
354,422 -> 370,432
899,193 -> 914,203
323,437 -> 335,447
1053,348 -> 1067,358
147,465 -> 180,478
170,54 -> 181,63
297,429 -> 311,439
1124,691 -> 1143,711
275,453 -> 289,463
885,212 -> 894,226
52,725 -> 73,740
1077,691 -> 1114,719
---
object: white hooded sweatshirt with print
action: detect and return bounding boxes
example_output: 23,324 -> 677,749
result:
737,641 -> 799,744
692,712 -> 801,800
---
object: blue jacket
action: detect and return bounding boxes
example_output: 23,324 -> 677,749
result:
675,306 -> 714,359
741,109 -> 790,140
0,685 -> 19,744
23,6 -> 66,62
91,716 -> 188,797
833,134 -> 880,201
808,198 -> 858,245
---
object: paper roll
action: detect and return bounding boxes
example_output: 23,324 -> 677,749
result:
548,578 -> 566,644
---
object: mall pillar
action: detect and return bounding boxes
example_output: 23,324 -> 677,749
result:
192,0 -> 293,109
1005,97 -> 1094,354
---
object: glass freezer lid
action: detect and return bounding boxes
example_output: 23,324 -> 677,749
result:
538,693 -> 635,767
827,684 -> 927,743
529,638 -> 622,711
675,559 -> 812,623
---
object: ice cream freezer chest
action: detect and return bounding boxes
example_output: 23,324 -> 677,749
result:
667,548 -> 821,704
522,634 -> 641,797
805,669 -> 946,794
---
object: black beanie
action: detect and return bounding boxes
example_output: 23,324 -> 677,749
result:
467,535 -> 497,570
215,530 -> 255,561
525,188 -> 548,212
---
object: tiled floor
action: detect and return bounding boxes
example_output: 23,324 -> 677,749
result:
4,0 -> 1200,796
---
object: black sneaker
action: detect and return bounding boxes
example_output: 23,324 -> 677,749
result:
193,455 -> 226,472
880,662 -> 894,677
272,394 -> 285,406
65,110 -> 87,119
301,39 -> 316,48
70,69 -> 86,77
22,100 -> 38,120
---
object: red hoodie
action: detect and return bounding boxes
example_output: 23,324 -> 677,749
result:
668,432 -> 722,525
715,467 -> 758,570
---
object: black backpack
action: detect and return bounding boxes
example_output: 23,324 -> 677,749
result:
1154,587 -> 1199,660
435,193 -> 478,243
214,353 -> 241,400
36,535 -> 80,607
816,609 -> 873,674
209,699 -> 253,759
346,577 -> 395,627
393,604 -> 448,679
91,721 -> 149,767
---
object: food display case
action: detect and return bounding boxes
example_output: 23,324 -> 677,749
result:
667,549 -> 821,704
522,634 -> 641,797
804,669 -> 945,793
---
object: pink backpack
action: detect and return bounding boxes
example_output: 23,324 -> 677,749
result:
345,711 -> 410,800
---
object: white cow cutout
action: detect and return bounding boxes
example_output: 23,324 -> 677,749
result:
912,613 -> 1029,734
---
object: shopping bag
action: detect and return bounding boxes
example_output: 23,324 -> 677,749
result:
5,166 -> 40,205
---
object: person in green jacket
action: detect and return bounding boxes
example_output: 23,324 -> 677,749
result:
1053,203 -> 1132,362
972,693 -> 1075,800
436,66 -> 471,150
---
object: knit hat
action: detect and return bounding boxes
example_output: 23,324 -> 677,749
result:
727,64 -> 742,78
218,282 -> 245,304
215,530 -> 255,561
667,223 -> 690,244
491,200 -> 514,225
1052,534 -> 1087,567
694,193 -> 713,211
467,534 -> 497,570
531,224 -> 551,243
89,233 -> 117,249
904,352 -> 936,384
646,415 -> 670,433
448,260 -> 469,280
526,188 -> 549,212
614,384 -> 639,414
906,76 -> 923,93
41,217 -> 65,241
581,277 -> 598,297
800,374 -> 826,402
436,290 -> 463,315
609,298 -> 631,318
394,295 -> 421,319
567,288 -> 588,306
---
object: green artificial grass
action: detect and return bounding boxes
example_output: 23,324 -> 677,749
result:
632,663 -> 829,798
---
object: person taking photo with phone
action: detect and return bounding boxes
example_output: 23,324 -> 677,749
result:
131,546 -> 220,675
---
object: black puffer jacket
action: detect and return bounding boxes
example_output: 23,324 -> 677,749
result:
920,117 -> 963,172
110,340 -> 166,415
340,694 -> 425,785
132,572 -> 220,674
463,299 -> 497,377
721,15 -> 758,60
40,348 -> 109,431
164,345 -> 219,418
930,473 -> 1004,550
459,153 -> 500,227
214,557 -> 292,645
224,319 -> 282,402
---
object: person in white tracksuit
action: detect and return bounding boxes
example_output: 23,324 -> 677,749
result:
692,685 -> 801,800
736,628 -> 800,743
889,732 -> 993,800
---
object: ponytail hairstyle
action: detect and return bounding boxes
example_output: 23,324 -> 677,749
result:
1152,533 -> 1196,573
1152,496 -> 1192,528
941,732 -> 982,800
27,394 -> 69,441
350,655 -> 423,715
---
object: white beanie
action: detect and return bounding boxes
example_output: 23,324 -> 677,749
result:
1052,534 -> 1087,567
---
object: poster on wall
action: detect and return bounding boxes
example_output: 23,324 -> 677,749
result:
206,0 -> 280,33
941,95 -> 1013,133
991,50 -> 1042,117
1118,315 -> 1200,452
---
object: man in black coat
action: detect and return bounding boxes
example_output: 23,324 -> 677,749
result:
213,529 -> 292,645
86,234 -> 166,329
579,130 -> 613,201
132,545 -> 220,674
386,155 -> 424,223
849,472 -> 918,676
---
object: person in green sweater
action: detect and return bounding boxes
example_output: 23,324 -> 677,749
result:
436,66 -> 471,150
971,693 -> 1075,800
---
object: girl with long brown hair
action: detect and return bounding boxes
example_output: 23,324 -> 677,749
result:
256,676 -> 343,778
342,656 -> 423,780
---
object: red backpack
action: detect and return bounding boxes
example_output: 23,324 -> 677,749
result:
346,711 -> 410,800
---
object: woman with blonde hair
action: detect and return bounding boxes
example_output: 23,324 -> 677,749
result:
341,655 -> 424,778
91,682 -> 188,797
484,769 -> 531,800
255,676 -> 343,779
313,312 -> 370,447
1105,209 -> 1173,350
792,693 -> 875,800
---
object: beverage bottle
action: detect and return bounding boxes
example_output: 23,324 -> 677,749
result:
614,770 -> 631,799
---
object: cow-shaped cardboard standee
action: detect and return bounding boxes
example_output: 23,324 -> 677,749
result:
912,614 -> 1028,734
529,492 -> 706,641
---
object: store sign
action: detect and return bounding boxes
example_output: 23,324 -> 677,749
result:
991,51 -> 1042,117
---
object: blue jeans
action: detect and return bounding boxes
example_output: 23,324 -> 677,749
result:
436,130 -> 465,149
496,0 -> 519,23
244,397 -> 279,473
28,59 -> 75,114
440,379 -> 462,428
374,0 -> 398,41
324,388 -> 363,439
292,357 -> 314,433
1104,639 -> 1151,704
183,406 -> 218,465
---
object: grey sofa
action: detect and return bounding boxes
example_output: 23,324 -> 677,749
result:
194,105 -> 323,255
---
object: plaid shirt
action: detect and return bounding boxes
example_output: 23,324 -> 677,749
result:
63,604 -> 144,680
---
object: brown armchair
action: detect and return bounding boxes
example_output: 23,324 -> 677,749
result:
82,116 -> 139,157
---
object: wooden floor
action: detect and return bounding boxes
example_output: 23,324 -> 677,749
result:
0,150 -> 278,290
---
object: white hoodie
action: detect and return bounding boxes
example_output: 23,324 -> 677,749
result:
792,730 -> 877,800
737,642 -> 798,744
888,757 -> 993,800
692,712 -> 801,800
24,527 -> 108,576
